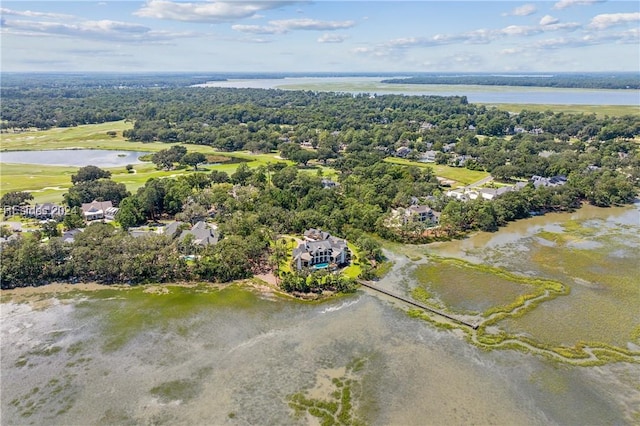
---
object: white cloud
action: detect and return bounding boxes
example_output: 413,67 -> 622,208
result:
2,18 -> 197,42
500,47 -> 525,55
588,13 -> 640,30
500,25 -> 538,37
134,0 -> 298,23
539,15 -> 559,26
270,18 -> 355,31
354,16 -> 585,60
231,24 -> 281,34
232,18 -> 355,34
503,4 -> 537,17
534,29 -> 640,49
318,33 -> 346,43
552,0 -> 604,10
0,7 -> 74,19
534,37 -> 573,49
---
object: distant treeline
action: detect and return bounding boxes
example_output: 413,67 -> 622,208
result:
0,73 -> 226,89
381,74 -> 640,90
0,72 -> 402,90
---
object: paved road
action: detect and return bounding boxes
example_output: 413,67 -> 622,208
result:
465,175 -> 493,189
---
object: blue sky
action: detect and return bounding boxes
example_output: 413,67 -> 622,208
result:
2,1 -> 639,72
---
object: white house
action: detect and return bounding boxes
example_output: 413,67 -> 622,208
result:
292,228 -> 350,270
81,200 -> 115,221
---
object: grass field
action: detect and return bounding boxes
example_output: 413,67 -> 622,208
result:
384,157 -> 490,186
2,157 -> 292,204
0,121 -> 294,203
486,103 -> 639,117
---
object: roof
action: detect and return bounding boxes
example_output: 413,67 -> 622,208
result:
179,221 -> 218,245
163,221 -> 185,238
294,229 -> 349,261
304,228 -> 330,241
407,205 -> 432,214
81,200 -> 113,213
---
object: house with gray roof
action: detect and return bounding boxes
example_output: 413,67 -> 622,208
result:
62,229 -> 83,243
405,205 -> 440,224
81,200 -> 116,221
293,229 -> 350,270
163,221 -> 186,238
531,175 -> 567,188
178,221 -> 219,246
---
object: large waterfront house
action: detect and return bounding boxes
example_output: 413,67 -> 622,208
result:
386,205 -> 441,228
405,205 -> 440,224
292,228 -> 350,270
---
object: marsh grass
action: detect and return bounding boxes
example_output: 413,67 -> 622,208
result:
503,235 -> 640,347
150,379 -> 200,404
412,257 -> 551,314
288,360 -> 366,426
440,211 -> 638,357
488,103 -> 639,117
73,284 -> 261,352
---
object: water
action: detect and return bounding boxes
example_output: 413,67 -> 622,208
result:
1,205 -> 639,425
194,77 -> 640,106
0,149 -> 149,167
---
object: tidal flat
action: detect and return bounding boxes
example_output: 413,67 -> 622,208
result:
1,204 -> 639,425
411,203 -> 640,365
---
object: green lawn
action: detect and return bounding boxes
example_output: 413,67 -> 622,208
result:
384,157 -> 490,186
342,242 -> 362,279
1,158 -> 291,204
1,121 -> 138,152
0,121 -> 295,203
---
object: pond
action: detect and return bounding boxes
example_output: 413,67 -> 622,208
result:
0,149 -> 150,167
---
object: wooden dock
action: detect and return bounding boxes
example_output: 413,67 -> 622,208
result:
358,280 -> 479,329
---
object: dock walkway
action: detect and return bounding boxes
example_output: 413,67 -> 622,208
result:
358,280 -> 479,329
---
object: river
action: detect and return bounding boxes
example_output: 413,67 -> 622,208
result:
1,204 -> 639,425
194,77 -> 640,106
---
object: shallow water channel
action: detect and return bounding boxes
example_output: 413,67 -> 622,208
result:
1,204 -> 639,425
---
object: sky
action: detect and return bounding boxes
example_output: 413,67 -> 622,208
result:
1,0 -> 639,73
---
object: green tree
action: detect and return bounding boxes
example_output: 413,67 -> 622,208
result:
40,220 -> 61,238
356,236 -> 383,262
0,191 -> 34,208
181,152 -> 207,171
0,236 -> 45,287
269,238 -> 289,281
0,225 -> 12,238
64,179 -> 130,208
290,149 -> 316,166
71,165 -> 112,185
210,170 -> 230,184
116,197 -> 145,230
231,163 -> 252,185
176,202 -> 207,224
63,207 -> 86,230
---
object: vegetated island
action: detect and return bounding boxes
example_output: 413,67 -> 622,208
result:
381,73 -> 640,89
1,74 -> 639,302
